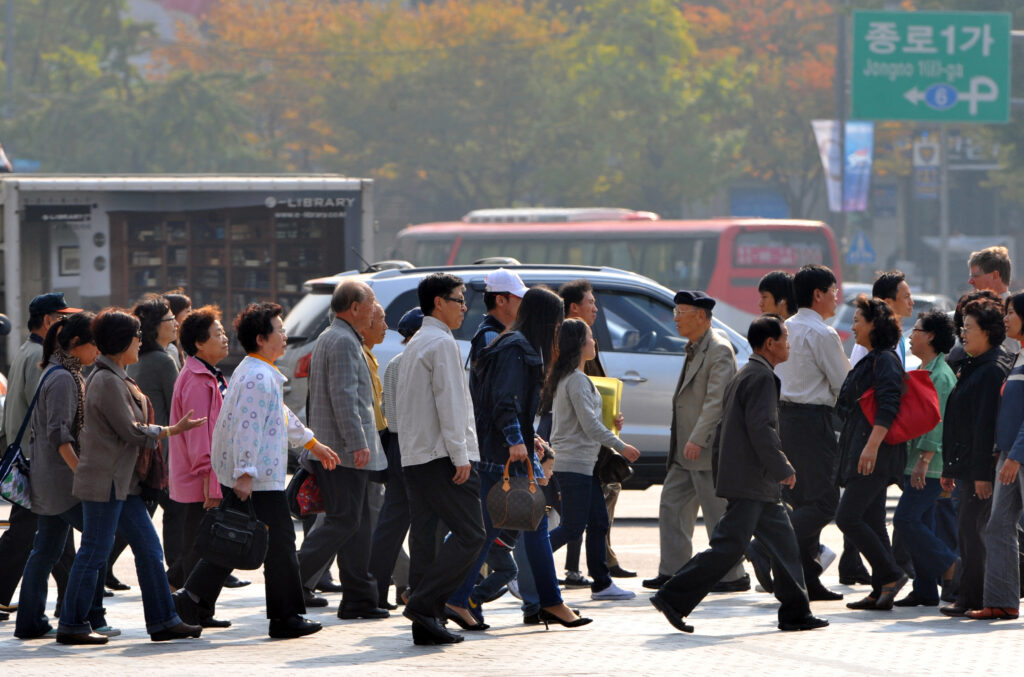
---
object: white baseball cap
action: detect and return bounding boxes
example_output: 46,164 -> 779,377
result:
484,268 -> 529,297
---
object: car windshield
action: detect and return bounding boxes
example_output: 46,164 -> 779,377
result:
283,289 -> 333,341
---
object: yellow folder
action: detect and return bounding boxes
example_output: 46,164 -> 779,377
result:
588,376 -> 622,436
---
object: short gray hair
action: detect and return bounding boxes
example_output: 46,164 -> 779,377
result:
331,280 -> 370,314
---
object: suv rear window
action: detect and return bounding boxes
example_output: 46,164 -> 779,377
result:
283,290 -> 333,342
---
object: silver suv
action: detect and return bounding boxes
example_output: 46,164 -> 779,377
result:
278,264 -> 751,488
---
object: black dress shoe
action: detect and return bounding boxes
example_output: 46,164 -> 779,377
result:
303,589 -> 329,608
150,622 -> 202,642
846,595 -> 879,609
199,616 -> 232,628
338,605 -> 390,619
746,544 -> 774,594
269,615 -> 322,639
839,570 -> 873,585
315,579 -> 344,593
940,603 -> 969,617
893,592 -> 939,607
709,573 -> 751,593
56,631 -> 109,645
172,590 -> 202,625
224,574 -> 251,588
103,589 -> 113,598
105,574 -> 130,591
649,594 -> 694,633
642,574 -> 671,590
608,565 -> 637,578
778,615 -> 829,631
412,621 -> 463,645
807,583 -> 844,601
404,607 -> 457,643
0,611 -> 8,622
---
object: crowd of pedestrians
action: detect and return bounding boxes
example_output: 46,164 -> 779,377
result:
3,244 -> 1024,646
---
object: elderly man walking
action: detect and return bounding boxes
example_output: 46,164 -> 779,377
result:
644,291 -> 747,592
296,279 -> 390,620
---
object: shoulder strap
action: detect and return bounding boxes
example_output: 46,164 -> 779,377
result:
11,365 -> 64,448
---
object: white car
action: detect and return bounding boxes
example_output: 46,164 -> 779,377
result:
279,264 -> 752,488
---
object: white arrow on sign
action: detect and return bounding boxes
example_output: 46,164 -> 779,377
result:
902,77 -> 999,116
904,88 -> 926,106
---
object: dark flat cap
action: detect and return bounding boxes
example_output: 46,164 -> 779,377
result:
0,314 -> 10,336
673,290 -> 716,310
397,307 -> 424,338
29,292 -> 82,316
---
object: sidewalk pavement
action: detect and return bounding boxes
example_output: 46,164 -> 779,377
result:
0,488 -> 1018,675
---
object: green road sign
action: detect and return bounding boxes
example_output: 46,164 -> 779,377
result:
851,11 -> 1011,123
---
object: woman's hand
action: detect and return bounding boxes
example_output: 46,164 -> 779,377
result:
858,445 -> 879,475
508,443 -> 528,462
620,444 -> 640,463
910,456 -> 931,489
234,473 -> 253,501
940,477 -> 956,493
999,458 -> 1021,486
974,480 -> 993,500
613,413 -> 624,432
312,441 -> 340,470
202,475 -> 220,509
168,409 -> 208,437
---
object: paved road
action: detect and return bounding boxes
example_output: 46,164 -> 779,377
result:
0,488 -> 1018,675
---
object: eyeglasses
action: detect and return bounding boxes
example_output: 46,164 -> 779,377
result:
161,317 -> 176,323
444,295 -> 466,306
673,307 -> 700,318
134,330 -> 143,338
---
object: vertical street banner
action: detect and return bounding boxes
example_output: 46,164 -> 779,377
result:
812,120 -> 875,213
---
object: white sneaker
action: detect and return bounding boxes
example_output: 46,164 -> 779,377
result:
591,581 -> 636,601
818,544 -> 837,573
94,625 -> 121,637
508,578 -> 522,600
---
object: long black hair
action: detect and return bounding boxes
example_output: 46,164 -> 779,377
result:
540,318 -> 588,413
40,311 -> 96,367
508,287 -> 564,368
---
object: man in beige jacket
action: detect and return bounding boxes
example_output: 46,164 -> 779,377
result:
644,291 -> 747,592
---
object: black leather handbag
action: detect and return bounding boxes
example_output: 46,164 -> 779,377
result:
195,500 -> 269,570
595,445 -> 634,485
486,458 -> 548,531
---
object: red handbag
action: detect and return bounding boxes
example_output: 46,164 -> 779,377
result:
858,368 -> 941,445
296,473 -> 324,515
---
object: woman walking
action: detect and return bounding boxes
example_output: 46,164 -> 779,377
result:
545,318 -> 640,601
836,297 -> 909,611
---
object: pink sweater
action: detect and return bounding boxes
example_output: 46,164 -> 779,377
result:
168,356 -> 224,503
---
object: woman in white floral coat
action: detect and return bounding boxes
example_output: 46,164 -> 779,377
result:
172,303 -> 339,640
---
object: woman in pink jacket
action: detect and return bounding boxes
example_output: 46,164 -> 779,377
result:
167,306 -> 231,627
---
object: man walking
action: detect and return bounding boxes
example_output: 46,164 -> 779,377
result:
397,273 -> 486,645
296,279 -> 389,619
748,265 -> 849,601
644,291 -> 747,592
651,315 -> 828,633
849,271 -> 914,367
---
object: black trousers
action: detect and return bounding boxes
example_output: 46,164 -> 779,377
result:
403,458 -> 486,619
956,489 -> 991,610
368,430 -> 411,606
295,463 -> 377,608
184,487 -> 305,620
659,498 -> 811,623
775,404 -> 839,585
835,473 -> 902,595
166,501 -> 206,589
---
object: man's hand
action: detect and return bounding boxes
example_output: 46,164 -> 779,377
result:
999,458 -> 1021,486
940,477 -> 956,493
352,447 -> 370,469
620,444 -> 640,463
509,443 -> 529,462
975,480 -> 993,500
313,442 -> 341,470
234,473 -> 253,501
452,463 -> 471,485
780,473 -> 796,489
682,442 -> 702,461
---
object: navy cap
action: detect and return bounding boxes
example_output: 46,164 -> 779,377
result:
397,307 -> 424,338
29,292 -> 82,317
0,314 -> 10,336
673,290 -> 716,310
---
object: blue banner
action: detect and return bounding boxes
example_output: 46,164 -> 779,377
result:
843,122 -> 874,212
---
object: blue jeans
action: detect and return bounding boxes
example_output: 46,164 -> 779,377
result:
548,471 -> 612,592
513,537 -> 540,615
449,466 -> 563,611
59,493 -> 181,635
472,544 -> 517,603
893,475 -> 957,603
14,505 -> 107,638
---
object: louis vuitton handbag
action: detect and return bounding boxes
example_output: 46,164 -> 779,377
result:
486,458 -> 548,531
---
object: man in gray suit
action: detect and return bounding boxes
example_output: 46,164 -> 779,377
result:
644,290 -> 748,592
296,279 -> 389,619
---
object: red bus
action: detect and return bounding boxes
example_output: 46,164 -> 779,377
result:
393,217 -> 842,330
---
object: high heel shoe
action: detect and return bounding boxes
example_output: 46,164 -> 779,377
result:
537,608 -> 592,629
444,605 -> 489,631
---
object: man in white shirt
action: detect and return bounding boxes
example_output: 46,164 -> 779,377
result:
748,265 -> 850,602
849,271 -> 915,368
396,273 -> 486,646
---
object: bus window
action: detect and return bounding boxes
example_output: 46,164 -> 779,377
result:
733,230 -> 832,268
633,238 -> 717,291
413,240 -> 451,266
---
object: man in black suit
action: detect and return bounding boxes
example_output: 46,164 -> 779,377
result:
650,315 -> 828,633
